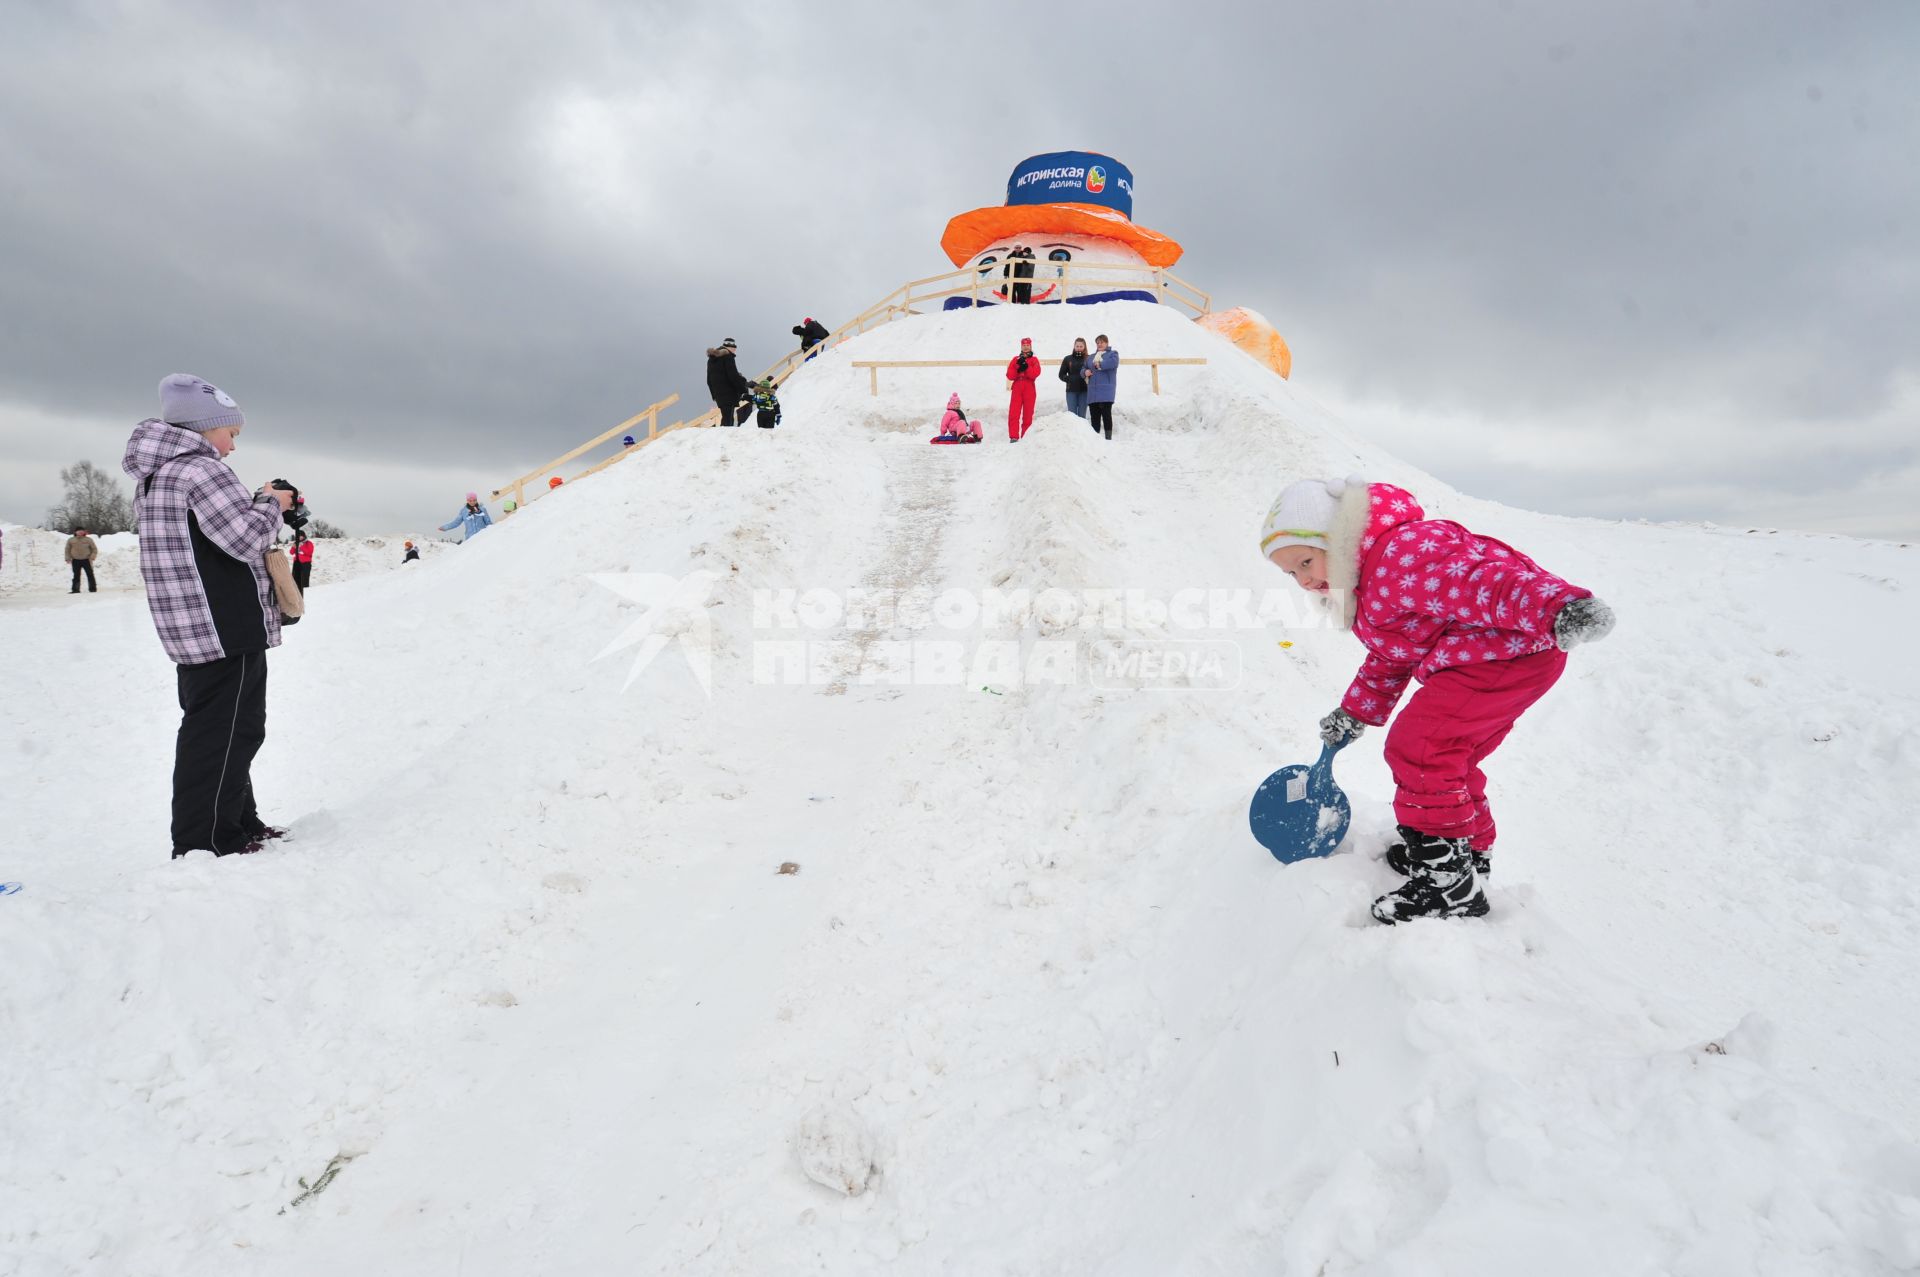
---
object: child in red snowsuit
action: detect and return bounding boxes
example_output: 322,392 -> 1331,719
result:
1262,477 -> 1615,924
1005,338 -> 1041,441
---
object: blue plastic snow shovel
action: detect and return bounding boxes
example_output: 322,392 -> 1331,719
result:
1249,739 -> 1352,864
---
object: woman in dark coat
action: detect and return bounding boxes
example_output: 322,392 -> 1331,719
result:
1058,338 -> 1090,418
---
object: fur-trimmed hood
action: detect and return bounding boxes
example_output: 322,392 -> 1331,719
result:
1323,482 -> 1425,629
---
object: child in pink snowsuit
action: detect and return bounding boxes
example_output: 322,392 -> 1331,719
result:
1262,476 -> 1615,924
936,393 -> 981,442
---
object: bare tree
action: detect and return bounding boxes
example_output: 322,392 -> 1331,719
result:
308,518 -> 347,539
46,461 -> 135,534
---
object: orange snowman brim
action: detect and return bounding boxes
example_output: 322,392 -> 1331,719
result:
940,202 -> 1185,269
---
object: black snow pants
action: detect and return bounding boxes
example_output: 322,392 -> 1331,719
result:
171,650 -> 269,857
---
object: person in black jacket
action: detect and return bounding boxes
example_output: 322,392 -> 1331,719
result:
1009,246 -> 1036,304
792,317 -> 830,361
705,338 -> 751,426
1058,337 -> 1090,418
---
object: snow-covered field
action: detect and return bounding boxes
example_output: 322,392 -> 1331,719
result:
0,525 -> 456,607
2,302 -> 1917,1274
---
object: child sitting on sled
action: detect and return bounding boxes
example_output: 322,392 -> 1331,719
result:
934,393 -> 982,443
1262,476 -> 1615,925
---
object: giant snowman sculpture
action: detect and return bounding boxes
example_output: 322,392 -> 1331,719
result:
939,151 -> 1292,378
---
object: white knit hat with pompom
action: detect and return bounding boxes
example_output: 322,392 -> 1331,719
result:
1260,475 -> 1366,557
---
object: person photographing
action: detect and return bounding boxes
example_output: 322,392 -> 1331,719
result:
1005,337 -> 1041,441
122,374 -> 296,859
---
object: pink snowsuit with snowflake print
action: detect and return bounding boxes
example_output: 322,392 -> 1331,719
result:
1339,484 -> 1591,849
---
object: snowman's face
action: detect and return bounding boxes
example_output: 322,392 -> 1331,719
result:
966,234 -> 1152,303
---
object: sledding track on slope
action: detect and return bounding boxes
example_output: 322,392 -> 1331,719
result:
821,444 -> 959,697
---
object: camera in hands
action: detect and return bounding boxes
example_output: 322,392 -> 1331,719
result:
269,479 -> 311,532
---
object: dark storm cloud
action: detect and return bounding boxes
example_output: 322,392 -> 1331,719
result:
1,0 -> 1914,535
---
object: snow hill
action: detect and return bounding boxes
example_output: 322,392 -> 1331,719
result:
3,302 -> 1917,1275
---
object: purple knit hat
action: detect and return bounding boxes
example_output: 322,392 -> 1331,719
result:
158,374 -> 245,431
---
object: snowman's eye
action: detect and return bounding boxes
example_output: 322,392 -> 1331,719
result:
1048,249 -> 1072,262
975,255 -> 999,274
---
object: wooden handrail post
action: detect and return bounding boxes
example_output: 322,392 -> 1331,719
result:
869,365 -> 878,396
1152,362 -> 1162,395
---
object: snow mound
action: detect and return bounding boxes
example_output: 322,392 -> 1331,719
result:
1,302 -> 1916,1274
795,1103 -> 878,1197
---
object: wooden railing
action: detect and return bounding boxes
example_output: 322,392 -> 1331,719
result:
487,261 -> 1215,516
849,259 -> 1211,324
848,358 -> 1208,396
489,394 -> 679,513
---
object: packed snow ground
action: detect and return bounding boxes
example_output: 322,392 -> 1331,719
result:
2,303 -> 1917,1275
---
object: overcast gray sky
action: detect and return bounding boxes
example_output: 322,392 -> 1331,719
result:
2,0 -> 1914,537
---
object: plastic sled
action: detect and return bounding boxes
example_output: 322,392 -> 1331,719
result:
930,436 -> 982,445
1249,739 -> 1351,864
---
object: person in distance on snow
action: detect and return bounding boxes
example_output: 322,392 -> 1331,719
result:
1005,338 -> 1041,441
1262,476 -> 1615,924
403,540 -> 420,564
1008,245 -> 1037,304
934,392 -> 982,443
792,316 -> 830,359
439,492 -> 493,542
288,531 -> 315,592
705,337 -> 751,427
122,374 -> 297,859
748,377 -> 782,429
65,527 -> 100,593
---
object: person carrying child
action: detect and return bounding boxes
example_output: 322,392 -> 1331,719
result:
934,393 -> 982,443
749,377 -> 782,429
1262,476 -> 1615,924
1084,334 -> 1119,440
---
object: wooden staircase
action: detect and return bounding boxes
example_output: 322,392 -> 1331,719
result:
488,261 -> 1212,517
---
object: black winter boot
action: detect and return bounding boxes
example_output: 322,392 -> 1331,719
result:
1372,828 -> 1488,924
1386,838 -> 1491,879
